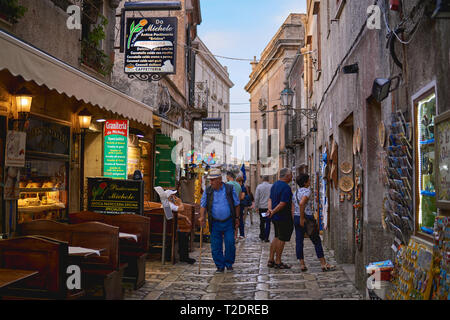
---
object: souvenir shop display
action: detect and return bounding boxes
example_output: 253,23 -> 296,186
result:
387,238 -> 435,300
382,111 -> 414,245
430,216 -> 449,300
320,149 -> 328,230
354,168 -> 363,251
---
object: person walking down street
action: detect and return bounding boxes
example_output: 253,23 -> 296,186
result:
293,174 -> 336,272
226,171 -> 244,239
236,176 -> 251,239
254,176 -> 272,242
267,168 -> 294,269
199,169 -> 240,273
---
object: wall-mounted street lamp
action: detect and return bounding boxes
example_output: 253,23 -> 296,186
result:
12,87 -> 34,131
15,88 -> 33,114
78,108 -> 92,130
77,108 -> 92,211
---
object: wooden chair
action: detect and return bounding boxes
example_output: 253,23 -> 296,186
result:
69,211 -> 150,289
0,236 -> 84,300
17,220 -> 126,300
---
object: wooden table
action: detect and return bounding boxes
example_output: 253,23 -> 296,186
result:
0,269 -> 39,289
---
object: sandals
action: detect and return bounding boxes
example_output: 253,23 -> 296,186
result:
322,264 -> 336,272
267,260 -> 275,268
274,262 -> 292,269
300,265 -> 308,272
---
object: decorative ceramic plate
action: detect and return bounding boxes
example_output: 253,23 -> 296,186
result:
378,121 -> 386,147
356,128 -> 362,154
340,161 -> 353,174
339,176 -> 354,192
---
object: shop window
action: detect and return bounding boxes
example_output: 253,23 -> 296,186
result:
415,90 -> 437,236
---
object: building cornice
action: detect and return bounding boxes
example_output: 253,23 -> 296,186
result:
193,37 -> 234,88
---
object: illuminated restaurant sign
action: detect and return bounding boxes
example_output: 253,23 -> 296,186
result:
104,120 -> 128,179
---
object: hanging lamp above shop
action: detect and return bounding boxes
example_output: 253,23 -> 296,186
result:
78,108 -> 92,130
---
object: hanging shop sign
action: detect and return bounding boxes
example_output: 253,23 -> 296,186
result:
104,120 -> 129,180
435,109 -> 450,209
5,130 -> 26,167
87,177 -> 143,215
124,17 -> 177,80
202,118 -> 222,134
26,117 -> 70,156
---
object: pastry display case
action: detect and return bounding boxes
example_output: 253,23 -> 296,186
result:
17,159 -> 68,223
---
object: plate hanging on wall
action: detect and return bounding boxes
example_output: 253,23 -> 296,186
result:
340,161 -> 353,174
353,131 -> 358,155
378,121 -> 386,147
356,128 -> 362,154
339,176 -> 354,192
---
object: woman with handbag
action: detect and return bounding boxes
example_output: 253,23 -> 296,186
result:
293,174 -> 336,272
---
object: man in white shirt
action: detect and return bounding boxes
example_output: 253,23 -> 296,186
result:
254,176 -> 273,242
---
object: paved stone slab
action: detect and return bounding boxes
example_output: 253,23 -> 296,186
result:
124,219 -> 363,300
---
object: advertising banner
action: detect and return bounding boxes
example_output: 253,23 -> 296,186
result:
104,120 -> 128,179
5,130 -> 26,167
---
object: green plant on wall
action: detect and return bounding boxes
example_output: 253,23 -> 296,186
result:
80,14 -> 113,76
0,0 -> 27,24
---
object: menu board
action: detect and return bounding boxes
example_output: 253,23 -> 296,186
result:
124,17 -> 177,75
104,120 -> 128,179
87,177 -> 143,215
435,110 -> 450,209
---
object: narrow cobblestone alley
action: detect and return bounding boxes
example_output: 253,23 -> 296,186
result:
124,216 -> 363,300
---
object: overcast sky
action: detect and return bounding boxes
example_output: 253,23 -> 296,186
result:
197,0 -> 307,161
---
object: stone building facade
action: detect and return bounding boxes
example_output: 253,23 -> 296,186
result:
245,13 -> 306,194
192,36 -> 234,165
298,0 -> 450,295
111,0 -> 201,132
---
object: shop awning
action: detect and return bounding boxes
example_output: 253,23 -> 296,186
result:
0,30 -> 153,127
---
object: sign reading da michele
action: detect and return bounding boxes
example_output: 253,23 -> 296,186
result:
124,17 -> 177,75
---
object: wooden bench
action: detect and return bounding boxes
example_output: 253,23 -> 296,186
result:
0,236 -> 85,300
68,211 -> 150,289
17,220 -> 127,300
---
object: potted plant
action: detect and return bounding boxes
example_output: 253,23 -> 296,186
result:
80,14 -> 113,76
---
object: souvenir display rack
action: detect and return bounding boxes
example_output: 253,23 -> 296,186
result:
387,237 -> 435,300
430,216 -> 449,300
382,111 -> 414,245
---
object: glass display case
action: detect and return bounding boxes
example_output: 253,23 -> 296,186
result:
17,159 -> 68,223
416,93 -> 437,231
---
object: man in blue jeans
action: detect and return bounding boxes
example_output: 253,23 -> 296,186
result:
199,168 -> 240,273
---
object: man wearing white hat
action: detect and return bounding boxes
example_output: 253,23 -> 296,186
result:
199,168 -> 240,273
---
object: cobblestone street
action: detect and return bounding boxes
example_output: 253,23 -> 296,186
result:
124,215 -> 363,300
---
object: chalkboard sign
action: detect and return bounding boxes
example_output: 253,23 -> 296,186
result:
87,177 -> 144,214
435,110 -> 450,209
